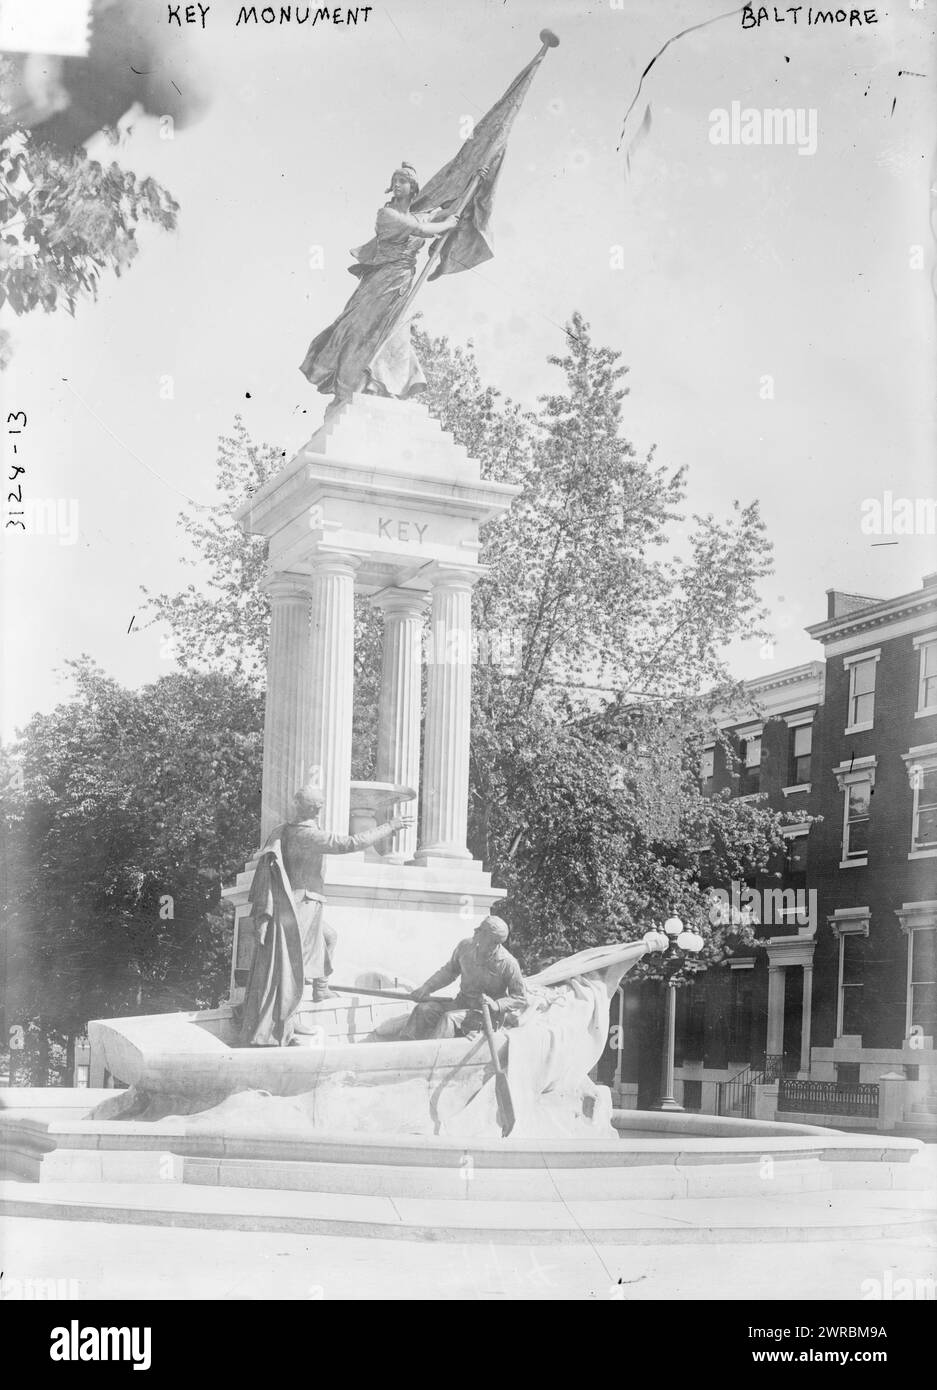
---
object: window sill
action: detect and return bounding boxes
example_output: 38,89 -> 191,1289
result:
844,722 -> 874,736
909,848 -> 937,860
915,708 -> 937,720
781,784 -> 811,796
736,793 -> 763,803
839,858 -> 868,869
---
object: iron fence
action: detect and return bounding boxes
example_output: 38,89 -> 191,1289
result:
777,1078 -> 879,1119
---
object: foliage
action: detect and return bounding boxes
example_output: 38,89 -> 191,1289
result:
0,660 -> 263,1083
146,315 -> 796,985
0,125 -> 178,326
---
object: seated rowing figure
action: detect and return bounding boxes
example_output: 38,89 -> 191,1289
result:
401,915 -> 527,1041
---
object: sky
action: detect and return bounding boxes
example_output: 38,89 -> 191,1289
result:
2,0 -> 935,740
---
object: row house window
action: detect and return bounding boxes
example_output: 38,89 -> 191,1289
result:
896,903 -> 937,1043
786,829 -> 809,888
914,769 -> 937,851
830,908 -> 869,1040
915,633 -> 937,717
843,649 -> 880,734
845,781 -> 871,859
738,730 -> 762,796
910,929 -> 937,1038
700,746 -> 714,795
783,712 -> 814,789
833,756 -> 876,869
790,723 -> 812,785
902,744 -> 937,860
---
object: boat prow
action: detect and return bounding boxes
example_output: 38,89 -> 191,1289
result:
525,940 -> 647,993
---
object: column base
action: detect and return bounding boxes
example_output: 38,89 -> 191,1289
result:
652,1099 -> 685,1112
413,844 -> 474,866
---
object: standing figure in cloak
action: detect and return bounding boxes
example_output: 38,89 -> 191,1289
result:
299,162 -> 462,403
402,916 -> 527,1041
240,784 -> 413,1047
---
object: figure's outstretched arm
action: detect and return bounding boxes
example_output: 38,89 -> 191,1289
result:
315,816 -> 413,856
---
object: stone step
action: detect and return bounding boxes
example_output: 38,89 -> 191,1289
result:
1,1179 -> 932,1246
7,1144 -> 834,1200
826,1160 -> 936,1192
179,1155 -> 832,1202
896,1120 -> 937,1141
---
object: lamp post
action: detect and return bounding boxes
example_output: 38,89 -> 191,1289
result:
643,914 -> 704,1112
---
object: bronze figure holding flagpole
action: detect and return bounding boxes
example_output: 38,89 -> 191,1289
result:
299,29 -> 560,405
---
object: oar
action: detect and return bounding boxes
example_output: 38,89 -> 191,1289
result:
481,996 -> 515,1137
329,984 -> 461,1010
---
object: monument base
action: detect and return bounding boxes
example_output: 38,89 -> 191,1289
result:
222,850 -> 505,999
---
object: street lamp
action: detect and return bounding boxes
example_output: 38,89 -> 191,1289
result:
642,913 -> 704,1111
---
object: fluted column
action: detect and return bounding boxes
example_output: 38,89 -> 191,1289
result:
260,575 -> 314,842
307,552 -> 359,836
799,963 -> 814,1075
417,566 -> 477,862
766,964 -> 786,1059
372,588 -> 428,863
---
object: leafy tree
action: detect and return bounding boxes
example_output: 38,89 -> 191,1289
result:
142,417 -> 384,776
146,316 -> 796,985
0,660 -> 262,1084
0,108 -> 178,325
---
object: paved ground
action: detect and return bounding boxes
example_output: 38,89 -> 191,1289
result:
1,1214 -> 935,1299
2,1145 -> 934,1302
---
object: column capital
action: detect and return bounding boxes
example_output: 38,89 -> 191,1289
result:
261,571 -> 316,601
425,562 -> 484,591
371,587 -> 431,620
308,548 -> 366,578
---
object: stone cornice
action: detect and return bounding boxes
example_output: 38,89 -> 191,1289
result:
895,900 -> 937,933
807,587 -> 937,645
828,907 -> 871,938
713,662 -> 825,727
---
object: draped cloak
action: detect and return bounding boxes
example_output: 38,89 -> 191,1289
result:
238,834 -> 306,1048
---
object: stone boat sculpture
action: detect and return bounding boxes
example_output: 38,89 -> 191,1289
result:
88,942 -> 645,1141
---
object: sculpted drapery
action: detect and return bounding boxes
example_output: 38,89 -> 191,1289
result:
299,202 -> 435,401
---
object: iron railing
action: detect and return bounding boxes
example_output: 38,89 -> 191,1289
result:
777,1079 -> 879,1119
716,1055 -> 785,1118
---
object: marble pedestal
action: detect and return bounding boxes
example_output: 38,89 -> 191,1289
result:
224,850 -> 505,996
221,394 -> 520,994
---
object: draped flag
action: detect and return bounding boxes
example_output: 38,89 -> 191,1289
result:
412,31 -> 558,279
360,31 -> 559,380
409,32 -> 557,278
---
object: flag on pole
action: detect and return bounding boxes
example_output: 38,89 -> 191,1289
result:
412,31 -> 558,279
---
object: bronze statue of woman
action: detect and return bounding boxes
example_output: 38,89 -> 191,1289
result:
299,162 -> 460,403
